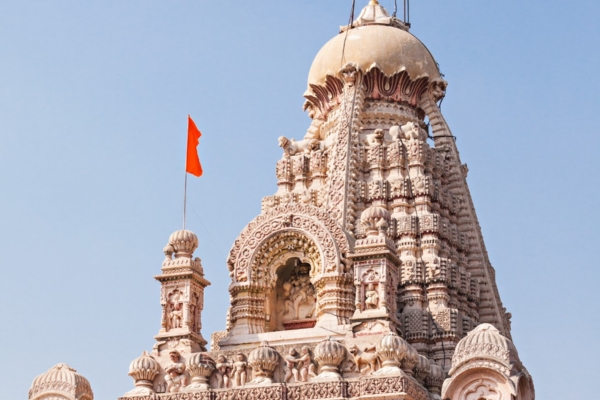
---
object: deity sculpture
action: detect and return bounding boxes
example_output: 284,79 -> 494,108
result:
283,346 -> 316,383
365,283 -> 379,310
281,263 -> 316,321
169,303 -> 183,330
284,348 -> 300,383
231,353 -> 247,387
214,354 -> 231,388
164,351 -> 187,393
297,346 -> 317,382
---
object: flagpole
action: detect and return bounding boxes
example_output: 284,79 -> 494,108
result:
183,171 -> 188,231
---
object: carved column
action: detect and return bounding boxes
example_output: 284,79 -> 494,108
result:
349,205 -> 401,333
155,230 -> 211,352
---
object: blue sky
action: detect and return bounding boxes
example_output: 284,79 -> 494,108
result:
1,1 -> 599,399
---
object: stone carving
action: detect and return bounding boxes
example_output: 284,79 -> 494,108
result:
313,337 -> 346,380
164,351 -> 187,393
349,344 -> 380,375
169,302 -> 183,330
184,353 -> 215,391
228,204 -> 350,283
364,283 -> 379,310
231,353 -> 248,387
297,346 -> 318,382
284,348 -> 301,383
124,351 -> 159,397
279,136 -> 320,156
284,347 -> 317,383
442,324 -> 535,400
247,342 -> 280,385
29,364 -> 94,400
430,78 -> 448,102
373,332 -> 408,375
214,354 -> 231,389
282,263 -> 316,322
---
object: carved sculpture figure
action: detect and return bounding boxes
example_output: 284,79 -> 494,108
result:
231,353 -> 247,387
278,136 -> 320,156
284,348 -> 300,382
297,346 -> 317,382
169,303 -> 183,330
401,121 -> 421,140
427,258 -> 442,279
164,351 -> 187,393
430,78 -> 448,102
214,354 -> 231,389
341,63 -> 359,86
349,344 -> 380,375
281,263 -> 316,321
364,283 -> 379,309
364,128 -> 385,147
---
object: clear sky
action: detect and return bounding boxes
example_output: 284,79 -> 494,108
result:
1,1 -> 599,399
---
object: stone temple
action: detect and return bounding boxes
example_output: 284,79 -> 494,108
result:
29,2 -> 535,400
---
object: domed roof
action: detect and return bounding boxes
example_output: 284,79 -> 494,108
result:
307,1 -> 440,88
167,229 -> 198,258
450,323 -> 521,374
29,364 -> 93,400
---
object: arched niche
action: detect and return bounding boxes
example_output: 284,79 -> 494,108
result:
227,204 -> 352,284
266,256 -> 317,332
226,205 -> 355,335
443,368 -> 517,400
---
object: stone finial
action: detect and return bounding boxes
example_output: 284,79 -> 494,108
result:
248,342 -> 280,385
414,354 -> 431,384
442,323 -> 534,400
29,363 -> 93,400
168,230 -> 199,258
184,353 -> 216,391
313,337 -> 346,380
450,323 -> 520,374
401,342 -> 419,376
425,360 -> 444,395
360,206 -> 391,237
124,351 -> 160,397
374,332 -> 407,375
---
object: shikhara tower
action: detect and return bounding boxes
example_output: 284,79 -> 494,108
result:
28,2 -> 535,400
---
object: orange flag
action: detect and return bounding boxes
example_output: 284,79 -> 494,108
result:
186,115 -> 203,177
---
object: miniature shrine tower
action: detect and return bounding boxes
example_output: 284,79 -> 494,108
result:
28,2 -> 535,400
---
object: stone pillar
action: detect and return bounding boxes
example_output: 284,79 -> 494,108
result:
155,229 -> 211,352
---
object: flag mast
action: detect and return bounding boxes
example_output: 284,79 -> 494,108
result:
183,171 -> 188,231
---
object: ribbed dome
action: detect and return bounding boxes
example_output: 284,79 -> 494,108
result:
248,342 -> 280,376
307,2 -> 440,88
168,229 -> 198,258
29,364 -> 93,400
361,205 -> 391,223
451,323 -> 521,374
128,351 -> 159,384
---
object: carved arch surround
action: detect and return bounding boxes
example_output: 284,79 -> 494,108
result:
227,204 -> 353,285
442,369 -> 516,400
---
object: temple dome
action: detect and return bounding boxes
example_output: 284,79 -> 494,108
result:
29,363 -> 93,400
307,1 -> 441,88
450,323 -> 521,374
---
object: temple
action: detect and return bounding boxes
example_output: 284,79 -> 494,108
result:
28,2 -> 535,399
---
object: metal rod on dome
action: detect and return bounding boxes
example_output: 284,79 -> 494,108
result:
407,0 -> 410,25
183,172 -> 188,231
